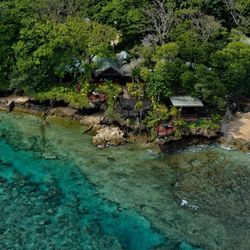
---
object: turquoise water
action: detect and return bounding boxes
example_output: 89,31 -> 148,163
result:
0,141 -> 166,249
0,111 -> 249,249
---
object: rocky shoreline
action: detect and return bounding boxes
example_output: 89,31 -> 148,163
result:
0,95 -> 249,152
157,135 -> 219,153
0,95 -> 147,147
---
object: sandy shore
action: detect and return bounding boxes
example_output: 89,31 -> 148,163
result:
222,112 -> 250,141
221,112 -> 250,151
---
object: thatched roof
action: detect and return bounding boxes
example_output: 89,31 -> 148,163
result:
93,52 -> 141,78
93,58 -> 121,77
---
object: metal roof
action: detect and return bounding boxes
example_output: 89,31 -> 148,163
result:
170,96 -> 204,107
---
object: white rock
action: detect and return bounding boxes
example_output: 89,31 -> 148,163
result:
93,127 -> 125,147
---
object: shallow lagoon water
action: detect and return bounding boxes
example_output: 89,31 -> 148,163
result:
0,141 -> 164,249
0,111 -> 249,249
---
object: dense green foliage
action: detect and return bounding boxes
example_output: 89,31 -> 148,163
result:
97,81 -> 122,120
0,0 -> 250,114
34,86 -> 90,109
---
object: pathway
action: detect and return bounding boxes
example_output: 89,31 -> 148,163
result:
122,86 -> 131,99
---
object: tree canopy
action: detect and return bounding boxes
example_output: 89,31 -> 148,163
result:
0,0 -> 249,110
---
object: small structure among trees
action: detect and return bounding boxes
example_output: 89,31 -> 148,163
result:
92,51 -> 138,85
156,96 -> 207,137
169,96 -> 204,121
93,58 -> 123,83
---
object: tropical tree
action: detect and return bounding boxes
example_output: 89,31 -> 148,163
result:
0,0 -> 37,89
92,0 -> 148,48
213,39 -> 250,99
141,42 -> 186,101
194,64 -> 226,109
12,17 -> 118,93
142,0 -> 175,45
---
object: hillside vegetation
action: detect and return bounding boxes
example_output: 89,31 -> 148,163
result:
0,0 -> 250,112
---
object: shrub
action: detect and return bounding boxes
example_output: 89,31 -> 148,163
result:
96,81 -> 122,121
33,86 -> 89,109
134,100 -> 144,111
126,82 -> 145,99
188,119 -> 220,130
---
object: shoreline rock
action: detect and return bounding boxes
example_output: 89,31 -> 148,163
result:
156,126 -> 220,153
189,127 -> 220,138
80,114 -> 105,132
92,127 -> 126,147
157,135 -> 218,153
48,107 -> 78,118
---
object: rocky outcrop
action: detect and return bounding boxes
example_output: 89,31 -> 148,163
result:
80,114 -> 104,126
189,127 -> 220,138
92,127 -> 126,147
80,114 -> 105,132
157,135 -> 217,153
0,96 -> 30,110
48,107 -> 78,118
14,96 -> 30,105
156,125 -> 220,152
0,99 -> 14,111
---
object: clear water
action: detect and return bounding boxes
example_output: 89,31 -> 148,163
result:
0,111 -> 249,250
0,141 -> 164,250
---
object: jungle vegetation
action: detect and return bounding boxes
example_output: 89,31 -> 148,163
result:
0,0 -> 250,114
